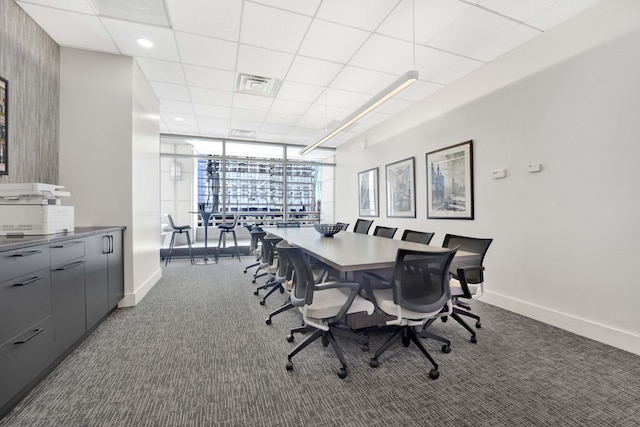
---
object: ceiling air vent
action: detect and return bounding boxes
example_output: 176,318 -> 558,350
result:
235,73 -> 281,97
230,129 -> 257,139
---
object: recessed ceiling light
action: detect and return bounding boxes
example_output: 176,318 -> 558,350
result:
136,38 -> 153,48
174,117 -> 183,121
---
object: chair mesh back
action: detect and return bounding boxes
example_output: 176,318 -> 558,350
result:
337,222 -> 349,231
373,226 -> 397,239
261,234 -> 282,265
401,230 -> 434,244
442,234 -> 492,284
275,241 -> 315,307
392,249 -> 457,314
249,229 -> 266,251
354,219 -> 373,234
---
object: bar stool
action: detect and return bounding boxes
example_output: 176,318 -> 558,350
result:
216,215 -> 241,263
165,214 -> 194,266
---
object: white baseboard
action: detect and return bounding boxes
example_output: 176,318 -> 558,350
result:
118,267 -> 162,307
483,291 -> 640,357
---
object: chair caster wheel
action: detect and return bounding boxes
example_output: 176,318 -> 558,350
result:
361,344 -> 369,352
251,280 -> 256,284
441,317 -> 448,323
442,344 -> 451,353
259,300 -> 266,305
337,368 -> 348,379
476,321 -> 482,328
265,318 -> 271,325
253,290 -> 260,296
369,358 -> 379,368
243,269 -> 247,273
279,287 -> 284,293
429,369 -> 440,379
321,336 -> 329,347
286,361 -> 293,371
470,335 -> 477,344
402,336 -> 410,347
286,334 -> 294,342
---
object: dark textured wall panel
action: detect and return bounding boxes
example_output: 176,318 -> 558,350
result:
0,0 -> 59,184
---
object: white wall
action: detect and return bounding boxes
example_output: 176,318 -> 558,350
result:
59,48 -> 161,307
335,0 -> 640,355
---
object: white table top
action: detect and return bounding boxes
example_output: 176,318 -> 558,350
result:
264,227 -> 479,273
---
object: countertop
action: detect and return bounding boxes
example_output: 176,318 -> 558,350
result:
0,226 -> 125,252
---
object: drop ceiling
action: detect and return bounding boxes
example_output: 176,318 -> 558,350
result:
16,0 -> 600,148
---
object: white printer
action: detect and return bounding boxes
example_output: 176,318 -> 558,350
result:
0,183 -> 74,235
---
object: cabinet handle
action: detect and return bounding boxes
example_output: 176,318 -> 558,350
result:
55,260 -> 85,271
51,241 -> 83,249
14,328 -> 44,344
13,275 -> 44,286
109,235 -> 114,254
11,249 -> 42,257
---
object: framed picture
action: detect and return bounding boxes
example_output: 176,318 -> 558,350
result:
358,167 -> 378,217
426,140 -> 474,219
0,76 -> 7,175
385,157 -> 416,218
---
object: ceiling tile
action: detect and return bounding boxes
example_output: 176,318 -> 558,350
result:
286,56 -> 343,87
183,65 -> 235,91
478,0 -> 559,23
305,103 -> 349,120
472,25 -> 540,62
316,0 -> 400,31
17,4 -> 118,53
236,45 -> 294,80
164,123 -> 200,135
264,112 -> 302,126
101,17 -> 179,61
298,20 -> 370,64
270,99 -> 311,115
330,66 -> 397,95
189,88 -> 233,107
165,0 -> 242,40
161,112 -> 197,126
232,93 -> 274,111
526,0 -> 601,30
229,119 -> 262,131
414,44 -> 466,81
426,6 -> 519,57
17,0 -> 96,14
175,32 -> 237,70
349,34 -> 415,75
150,82 -> 191,102
136,58 -> 186,84
259,122 -> 293,134
256,131 -> 285,142
431,57 -> 484,85
240,2 -> 312,53
231,108 -> 268,122
395,80 -> 443,102
373,98 -> 414,115
277,81 -> 324,103
249,0 -> 321,16
377,0 -> 471,44
193,104 -> 232,119
159,100 -> 195,115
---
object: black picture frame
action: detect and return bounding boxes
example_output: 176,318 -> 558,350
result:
358,167 -> 379,217
426,140 -> 474,220
385,157 -> 416,218
0,76 -> 7,175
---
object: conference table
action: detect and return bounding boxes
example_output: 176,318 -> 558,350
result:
263,227 -> 479,281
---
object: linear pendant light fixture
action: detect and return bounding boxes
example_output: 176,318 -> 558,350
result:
301,69 -> 419,156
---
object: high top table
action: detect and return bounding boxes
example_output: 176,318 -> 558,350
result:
264,227 -> 479,280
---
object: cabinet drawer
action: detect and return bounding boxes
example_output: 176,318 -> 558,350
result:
50,239 -> 85,267
0,317 -> 53,408
0,245 -> 50,283
0,268 -> 51,345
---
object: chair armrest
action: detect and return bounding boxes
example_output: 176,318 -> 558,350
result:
315,281 -> 363,321
452,265 -> 485,298
361,272 -> 392,312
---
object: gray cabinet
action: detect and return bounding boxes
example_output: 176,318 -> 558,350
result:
0,227 -> 124,417
50,239 -> 86,360
85,231 -> 123,331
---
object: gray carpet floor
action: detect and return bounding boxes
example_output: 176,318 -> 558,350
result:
1,257 -> 639,426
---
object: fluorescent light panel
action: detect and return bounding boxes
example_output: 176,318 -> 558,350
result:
301,69 -> 419,155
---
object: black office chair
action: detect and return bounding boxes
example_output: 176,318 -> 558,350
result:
276,240 -> 374,379
336,222 -> 349,231
216,215 -> 241,263
440,234 -> 493,343
244,227 -> 265,274
401,229 -> 435,244
253,234 -> 282,296
373,226 -> 397,239
361,247 -> 457,380
165,214 -> 194,266
353,218 -> 374,234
